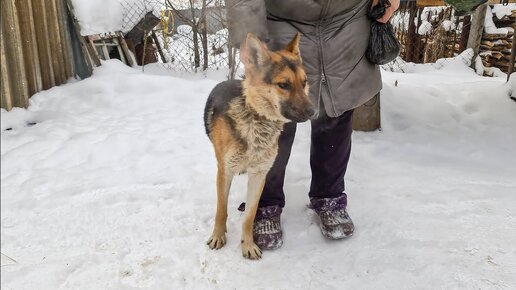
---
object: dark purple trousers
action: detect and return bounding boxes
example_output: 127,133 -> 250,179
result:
258,108 -> 354,208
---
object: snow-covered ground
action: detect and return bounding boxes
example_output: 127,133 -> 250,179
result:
1,60 -> 516,289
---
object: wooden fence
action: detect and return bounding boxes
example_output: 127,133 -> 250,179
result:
1,0 -> 80,111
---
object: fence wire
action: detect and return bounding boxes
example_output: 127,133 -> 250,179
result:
118,0 -> 476,74
120,0 -> 237,74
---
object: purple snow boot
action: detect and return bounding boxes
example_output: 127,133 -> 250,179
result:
238,203 -> 283,250
309,195 -> 354,239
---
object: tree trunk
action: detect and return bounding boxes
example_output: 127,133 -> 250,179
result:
201,0 -> 208,70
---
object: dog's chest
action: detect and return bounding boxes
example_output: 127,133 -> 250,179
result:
227,104 -> 283,173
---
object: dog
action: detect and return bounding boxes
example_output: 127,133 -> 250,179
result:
203,33 -> 315,259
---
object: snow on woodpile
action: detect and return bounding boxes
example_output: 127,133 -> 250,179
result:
480,4 -> 516,77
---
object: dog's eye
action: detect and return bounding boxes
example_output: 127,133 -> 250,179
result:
277,82 -> 291,90
302,80 -> 308,87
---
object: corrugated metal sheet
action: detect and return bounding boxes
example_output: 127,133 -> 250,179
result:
1,0 -> 86,111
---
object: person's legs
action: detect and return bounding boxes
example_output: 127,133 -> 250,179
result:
308,108 -> 355,239
309,109 -> 353,199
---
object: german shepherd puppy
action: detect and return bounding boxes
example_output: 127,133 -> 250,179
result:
204,33 -> 315,259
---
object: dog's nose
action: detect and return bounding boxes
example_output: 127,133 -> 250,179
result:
304,107 -> 316,118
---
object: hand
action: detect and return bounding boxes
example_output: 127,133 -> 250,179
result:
371,0 -> 400,23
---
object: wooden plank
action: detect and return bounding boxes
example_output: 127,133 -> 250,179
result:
118,32 -> 135,66
483,33 -> 510,40
56,0 -> 74,79
47,0 -> 66,85
86,36 -> 102,65
1,0 -> 29,109
1,28 -> 13,111
417,0 -> 445,7
32,0 -> 56,90
15,0 -> 43,96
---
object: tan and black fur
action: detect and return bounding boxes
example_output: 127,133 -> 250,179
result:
204,33 -> 314,259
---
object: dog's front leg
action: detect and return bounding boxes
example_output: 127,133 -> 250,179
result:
241,171 -> 266,259
207,165 -> 233,250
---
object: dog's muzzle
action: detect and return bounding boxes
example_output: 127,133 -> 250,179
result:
281,103 -> 317,122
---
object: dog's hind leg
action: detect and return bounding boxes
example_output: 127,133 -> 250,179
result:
207,164 -> 233,250
241,171 -> 266,259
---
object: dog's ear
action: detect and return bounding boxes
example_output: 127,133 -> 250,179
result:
241,33 -> 270,68
284,32 -> 301,61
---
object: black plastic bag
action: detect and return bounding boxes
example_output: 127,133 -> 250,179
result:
366,0 -> 400,65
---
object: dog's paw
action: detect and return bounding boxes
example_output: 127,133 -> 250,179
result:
207,233 -> 226,250
241,240 -> 262,260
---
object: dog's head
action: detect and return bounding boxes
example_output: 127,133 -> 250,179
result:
241,33 -> 316,122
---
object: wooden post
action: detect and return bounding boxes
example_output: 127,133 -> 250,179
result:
353,93 -> 381,132
118,32 -> 135,66
466,3 -> 487,66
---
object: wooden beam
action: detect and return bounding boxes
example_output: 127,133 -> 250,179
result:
117,32 -> 135,66
467,3 -> 488,66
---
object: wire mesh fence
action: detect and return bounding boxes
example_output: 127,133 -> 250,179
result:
120,0 -> 238,74
118,0 -> 477,75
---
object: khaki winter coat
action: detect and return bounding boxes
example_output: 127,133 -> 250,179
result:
226,0 -> 382,117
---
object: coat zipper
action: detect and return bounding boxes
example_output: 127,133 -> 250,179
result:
317,0 -> 333,115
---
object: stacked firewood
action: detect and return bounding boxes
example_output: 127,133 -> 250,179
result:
480,7 -> 515,77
